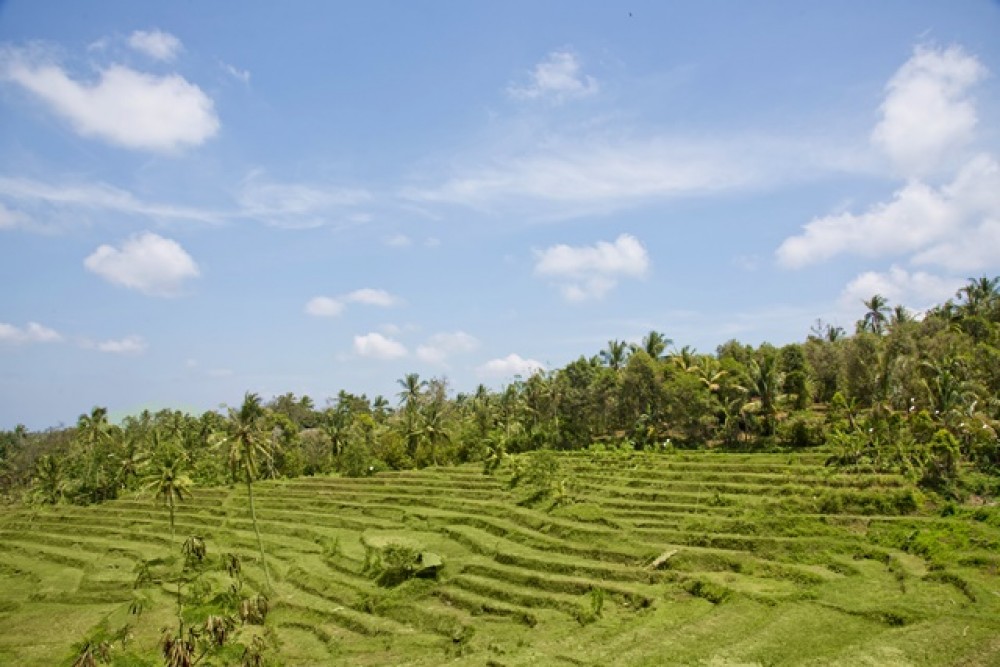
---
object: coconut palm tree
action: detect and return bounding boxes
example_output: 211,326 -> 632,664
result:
143,447 -> 192,544
861,294 -> 890,334
599,340 -> 629,371
639,330 -> 672,359
216,392 -> 272,590
397,373 -> 426,411
956,275 -> 1000,317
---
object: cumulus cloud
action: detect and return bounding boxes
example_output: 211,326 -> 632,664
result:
95,335 -> 147,354
775,181 -> 956,267
304,288 -> 398,317
0,48 -> 218,152
839,266 -> 964,312
84,231 -> 200,296
508,50 -> 598,102
477,353 -> 545,378
777,153 -> 1000,271
416,331 -> 480,364
0,321 -> 62,344
535,233 -> 650,301
128,29 -> 183,62
872,45 -> 986,177
353,332 -> 407,360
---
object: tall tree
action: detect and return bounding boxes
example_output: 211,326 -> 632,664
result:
216,393 -> 272,590
599,340 -> 629,371
142,444 -> 192,543
639,330 -> 672,359
861,294 -> 891,335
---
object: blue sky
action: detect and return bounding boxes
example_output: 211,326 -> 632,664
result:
2,1 -> 999,429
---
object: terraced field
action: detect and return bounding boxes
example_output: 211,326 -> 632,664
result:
1,450 -> 999,665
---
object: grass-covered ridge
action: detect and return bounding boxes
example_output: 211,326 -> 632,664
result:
1,449 -> 998,666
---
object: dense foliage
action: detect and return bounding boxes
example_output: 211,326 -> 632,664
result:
2,276 -> 998,506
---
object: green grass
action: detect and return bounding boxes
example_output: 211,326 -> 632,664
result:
1,450 -> 998,665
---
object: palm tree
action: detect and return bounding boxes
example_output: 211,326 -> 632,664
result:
143,447 -> 192,544
956,275 -> 1000,317
216,392 -> 272,590
640,330 -> 672,359
397,373 -> 426,410
889,304 -> 914,329
744,355 -> 783,436
418,400 -> 452,466
599,340 -> 629,371
861,294 -> 890,334
670,345 -> 698,373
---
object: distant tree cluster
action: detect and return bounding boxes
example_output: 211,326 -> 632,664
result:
2,276 -> 998,505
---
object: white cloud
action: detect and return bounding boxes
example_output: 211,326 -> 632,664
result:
0,176 -> 223,227
508,50 -> 598,102
872,45 -> 986,177
777,153 -> 1000,271
346,288 -> 397,307
477,353 -> 545,378
95,335 -> 147,354
84,231 -> 199,296
776,181 -> 956,268
0,201 -> 28,229
304,288 -> 398,317
353,332 -> 407,360
839,266 -> 964,312
535,233 -> 650,301
0,321 -> 62,344
416,331 -> 480,364
128,29 -> 183,62
399,134 -> 843,220
221,61 -> 250,84
237,173 -> 371,229
1,49 -> 218,152
304,296 -> 345,317
384,234 -> 412,247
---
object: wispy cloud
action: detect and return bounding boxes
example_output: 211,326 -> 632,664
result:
401,133 -> 865,221
0,321 -> 62,344
128,29 -> 183,62
0,45 -> 218,152
304,288 -> 399,317
507,50 -> 598,103
237,172 -> 371,229
220,61 -> 250,84
91,334 -> 148,355
84,231 -> 200,297
416,331 -> 479,364
535,233 -> 649,301
0,176 -> 225,228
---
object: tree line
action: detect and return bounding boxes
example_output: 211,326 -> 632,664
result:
2,276 -> 998,505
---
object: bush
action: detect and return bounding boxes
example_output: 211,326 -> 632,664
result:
778,412 -> 827,448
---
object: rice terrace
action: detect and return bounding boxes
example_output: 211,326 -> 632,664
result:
3,288 -> 1000,666
3,2 -> 1000,666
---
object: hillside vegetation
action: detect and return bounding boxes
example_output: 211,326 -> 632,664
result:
0,280 -> 999,664
1,449 -> 999,666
